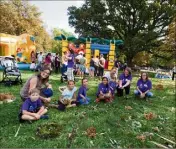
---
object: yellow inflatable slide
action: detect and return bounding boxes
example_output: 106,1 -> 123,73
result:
0,33 -> 36,63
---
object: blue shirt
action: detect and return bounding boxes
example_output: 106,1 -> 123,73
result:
119,73 -> 132,86
97,83 -> 110,96
62,87 -> 77,100
137,79 -> 152,93
77,86 -> 87,101
109,81 -> 117,94
67,54 -> 74,68
21,98 -> 42,113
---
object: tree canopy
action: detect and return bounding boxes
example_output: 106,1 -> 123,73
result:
68,0 -> 175,65
0,0 -> 52,52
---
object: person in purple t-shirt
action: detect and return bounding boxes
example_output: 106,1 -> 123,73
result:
117,67 -> 132,98
77,78 -> 90,105
67,49 -> 75,81
134,72 -> 153,98
19,88 -> 48,123
96,77 -> 112,103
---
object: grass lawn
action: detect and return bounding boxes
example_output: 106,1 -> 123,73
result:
0,70 -> 175,148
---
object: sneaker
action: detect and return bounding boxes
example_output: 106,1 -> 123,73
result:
40,115 -> 49,119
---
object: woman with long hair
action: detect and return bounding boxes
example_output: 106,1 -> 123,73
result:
117,67 -> 132,98
20,67 -> 53,103
134,72 -> 153,98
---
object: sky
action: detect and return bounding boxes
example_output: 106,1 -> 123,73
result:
29,1 -> 85,37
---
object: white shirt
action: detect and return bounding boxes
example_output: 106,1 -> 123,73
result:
104,72 -> 117,82
37,54 -> 43,62
30,63 -> 36,70
94,58 -> 99,66
75,54 -> 83,60
99,57 -> 105,67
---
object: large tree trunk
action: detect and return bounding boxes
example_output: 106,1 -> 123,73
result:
126,54 -> 134,67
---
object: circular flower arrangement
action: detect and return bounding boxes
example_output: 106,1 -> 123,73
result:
36,123 -> 62,139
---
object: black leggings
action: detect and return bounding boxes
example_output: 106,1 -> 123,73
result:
99,67 -> 104,77
94,65 -> 99,76
117,85 -> 130,96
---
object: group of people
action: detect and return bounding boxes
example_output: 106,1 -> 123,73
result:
30,51 -> 61,74
19,64 -> 153,123
30,48 -> 125,82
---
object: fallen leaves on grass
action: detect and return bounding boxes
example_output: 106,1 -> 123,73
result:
144,112 -> 157,120
36,123 -> 62,139
86,127 -> 96,138
136,132 -> 154,142
136,135 -> 146,142
154,84 -> 164,90
125,106 -> 133,110
152,127 -> 160,132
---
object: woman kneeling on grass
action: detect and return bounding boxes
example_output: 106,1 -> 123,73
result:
20,67 -> 53,103
134,72 -> 153,99
19,88 -> 48,123
96,77 -> 112,103
117,67 -> 132,99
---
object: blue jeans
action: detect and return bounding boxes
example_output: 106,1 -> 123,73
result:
61,64 -> 67,75
134,90 -> 153,97
78,97 -> 90,105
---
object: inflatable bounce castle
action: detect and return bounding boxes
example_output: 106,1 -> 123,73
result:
55,35 -> 123,70
0,33 -> 36,63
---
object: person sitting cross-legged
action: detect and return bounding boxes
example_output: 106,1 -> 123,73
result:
134,72 -> 153,99
19,88 -> 48,123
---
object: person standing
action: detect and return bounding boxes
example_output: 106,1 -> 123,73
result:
79,54 -> 87,79
114,57 -> 120,76
94,55 -> 99,77
98,54 -> 105,80
67,49 -> 75,81
172,66 -> 176,81
61,51 -> 68,75
55,53 -> 60,74
45,53 -> 52,70
37,52 -> 43,71
30,51 -> 36,63
89,56 -> 95,78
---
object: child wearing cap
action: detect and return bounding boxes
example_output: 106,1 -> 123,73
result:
96,77 -> 112,103
77,78 -> 90,105
19,88 -> 48,123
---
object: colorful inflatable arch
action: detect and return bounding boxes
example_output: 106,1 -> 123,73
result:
55,35 -> 123,70
0,33 -> 36,63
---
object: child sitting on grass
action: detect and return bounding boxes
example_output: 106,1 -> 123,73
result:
77,78 -> 90,105
19,88 -> 48,123
50,80 -> 77,111
109,76 -> 118,100
96,77 -> 112,103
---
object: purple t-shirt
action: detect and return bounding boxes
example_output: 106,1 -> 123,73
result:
21,98 -> 42,113
137,79 -> 152,93
109,81 -> 117,95
119,73 -> 132,86
77,86 -> 87,101
67,54 -> 74,68
97,83 -> 110,96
